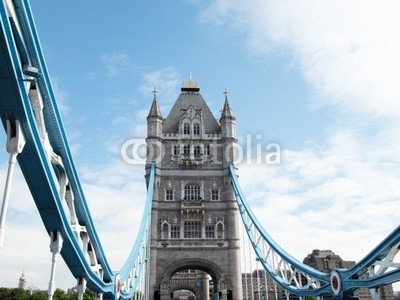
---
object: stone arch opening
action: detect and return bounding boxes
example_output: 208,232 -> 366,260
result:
171,287 -> 196,300
159,259 -> 226,300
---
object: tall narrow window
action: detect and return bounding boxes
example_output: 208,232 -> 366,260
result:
204,144 -> 211,155
183,144 -> 190,155
183,123 -> 190,134
194,145 -> 201,155
166,190 -> 174,201
162,223 -> 169,239
184,183 -> 201,200
193,123 -> 200,135
184,221 -> 202,238
216,223 -> 224,239
211,189 -> 219,201
205,225 -> 215,238
170,225 -> 180,239
173,145 -> 180,155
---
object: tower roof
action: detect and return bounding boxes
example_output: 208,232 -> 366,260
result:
220,88 -> 235,120
162,78 -> 220,134
147,86 -> 162,118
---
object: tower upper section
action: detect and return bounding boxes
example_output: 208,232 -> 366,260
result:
146,75 -> 236,169
162,77 -> 221,135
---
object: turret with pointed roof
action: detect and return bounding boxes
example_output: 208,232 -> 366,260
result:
147,86 -> 163,139
147,86 -> 162,118
220,88 -> 235,121
220,88 -> 237,143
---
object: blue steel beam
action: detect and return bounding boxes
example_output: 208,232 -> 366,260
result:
119,163 -> 155,299
0,0 -> 115,296
0,0 -> 155,298
12,0 -> 115,283
229,162 -> 400,298
229,163 -> 332,297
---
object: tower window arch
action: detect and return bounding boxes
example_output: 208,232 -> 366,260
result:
216,222 -> 224,239
161,222 -> 169,239
184,183 -> 201,200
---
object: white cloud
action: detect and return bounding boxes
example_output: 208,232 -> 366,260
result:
79,161 -> 147,269
198,0 -> 400,268
0,164 -> 75,289
201,0 -> 400,120
139,67 -> 181,104
0,159 -> 147,290
236,127 -> 400,263
101,53 -> 131,78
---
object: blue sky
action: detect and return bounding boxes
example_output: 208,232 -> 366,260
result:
1,0 -> 400,291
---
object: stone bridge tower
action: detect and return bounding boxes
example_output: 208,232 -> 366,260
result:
146,76 -> 242,300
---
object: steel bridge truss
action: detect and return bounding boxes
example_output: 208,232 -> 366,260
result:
2,0 -> 400,299
0,0 -> 154,299
229,163 -> 400,300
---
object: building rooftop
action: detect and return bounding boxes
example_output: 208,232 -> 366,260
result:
162,77 -> 221,134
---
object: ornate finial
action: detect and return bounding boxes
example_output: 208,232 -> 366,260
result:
152,86 -> 159,100
224,88 -> 229,100
181,73 -> 199,90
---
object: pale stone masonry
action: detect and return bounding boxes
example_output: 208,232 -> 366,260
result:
145,77 -> 242,300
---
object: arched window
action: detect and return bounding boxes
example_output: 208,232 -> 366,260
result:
184,183 -> 201,200
216,222 -> 224,239
161,222 -> 169,239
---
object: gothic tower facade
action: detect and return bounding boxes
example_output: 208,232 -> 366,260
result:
145,76 -> 242,300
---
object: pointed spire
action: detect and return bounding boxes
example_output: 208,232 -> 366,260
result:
148,86 -> 162,118
221,88 -> 235,119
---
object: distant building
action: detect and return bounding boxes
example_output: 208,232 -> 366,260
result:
18,271 -> 27,290
242,270 -> 285,300
303,249 -> 395,300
